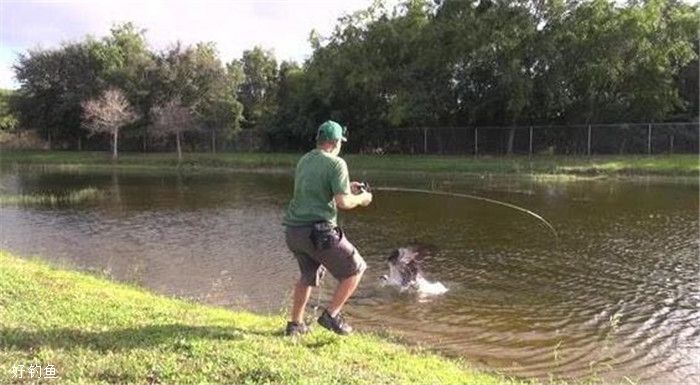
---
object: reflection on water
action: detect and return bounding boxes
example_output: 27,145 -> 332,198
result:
0,166 -> 698,384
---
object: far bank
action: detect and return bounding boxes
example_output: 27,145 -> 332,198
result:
0,150 -> 697,178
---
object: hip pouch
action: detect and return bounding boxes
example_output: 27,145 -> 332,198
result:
310,221 -> 342,250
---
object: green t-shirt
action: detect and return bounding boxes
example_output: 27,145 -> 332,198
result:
283,149 -> 351,227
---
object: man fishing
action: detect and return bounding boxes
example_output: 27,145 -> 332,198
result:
283,120 -> 373,336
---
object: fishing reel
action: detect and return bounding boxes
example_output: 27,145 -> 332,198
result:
357,181 -> 372,193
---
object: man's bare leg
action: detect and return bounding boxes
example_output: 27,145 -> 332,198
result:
291,280 -> 312,324
326,271 -> 363,317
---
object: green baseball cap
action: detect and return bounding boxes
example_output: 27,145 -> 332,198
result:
317,120 -> 348,142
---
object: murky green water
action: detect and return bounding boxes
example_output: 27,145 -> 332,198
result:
1,165 -> 697,384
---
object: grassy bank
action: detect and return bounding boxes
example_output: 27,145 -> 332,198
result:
0,150 -> 697,177
0,250 -> 518,385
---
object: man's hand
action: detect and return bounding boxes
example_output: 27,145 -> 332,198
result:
359,191 -> 373,207
350,181 -> 364,195
350,181 -> 372,206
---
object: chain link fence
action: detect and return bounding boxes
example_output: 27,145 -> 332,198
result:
14,121 -> 696,154
57,121 -> 697,155
236,122 -> 698,155
362,122 -> 700,156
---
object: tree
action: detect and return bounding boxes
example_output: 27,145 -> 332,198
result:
13,41 -> 108,148
197,86 -> 243,152
434,0 -> 537,153
298,2 -> 397,150
11,23 -> 157,151
81,88 -> 138,159
151,100 -> 194,161
152,42 -> 237,152
266,60 -> 311,149
99,23 -> 157,151
196,49 -> 244,152
7,1 -> 698,155
0,89 -> 18,131
235,47 -> 278,129
619,0 -> 699,122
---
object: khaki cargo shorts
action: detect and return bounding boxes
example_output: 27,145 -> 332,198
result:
285,224 -> 367,286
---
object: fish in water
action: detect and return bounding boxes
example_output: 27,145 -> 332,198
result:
380,245 -> 448,295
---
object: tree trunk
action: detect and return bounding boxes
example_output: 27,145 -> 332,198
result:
176,130 -> 182,162
48,132 -> 52,150
506,127 -> 516,155
112,129 -> 119,160
142,127 -> 148,152
619,138 -> 626,154
211,130 -> 216,153
78,136 -> 82,151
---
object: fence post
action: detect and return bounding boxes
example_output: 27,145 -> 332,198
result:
529,126 -> 533,158
423,127 -> 428,154
474,127 -> 478,157
587,125 -> 592,156
647,123 -> 652,155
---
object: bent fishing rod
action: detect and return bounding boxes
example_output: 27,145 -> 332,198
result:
359,183 -> 558,240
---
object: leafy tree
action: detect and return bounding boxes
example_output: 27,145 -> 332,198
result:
152,42 -> 238,152
265,60 -> 309,149
197,70 -> 244,152
0,89 -> 18,131
234,47 -> 279,130
620,0 -> 699,122
7,1 -> 698,154
435,0 -> 537,152
299,2 -> 397,149
189,47 -> 245,152
13,41 -> 107,148
153,42 -> 220,106
97,23 -> 157,150
12,23 -> 153,150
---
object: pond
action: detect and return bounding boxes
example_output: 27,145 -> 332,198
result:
0,165 -> 697,384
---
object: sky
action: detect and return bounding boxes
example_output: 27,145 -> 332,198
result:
0,0 -> 378,89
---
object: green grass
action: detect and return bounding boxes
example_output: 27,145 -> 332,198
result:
0,187 -> 102,207
0,250 -> 522,385
0,150 -> 697,177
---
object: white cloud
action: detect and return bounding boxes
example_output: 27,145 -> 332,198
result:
0,0 -> 375,89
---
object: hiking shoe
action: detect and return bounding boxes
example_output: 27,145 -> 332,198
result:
285,321 -> 310,337
317,309 -> 352,335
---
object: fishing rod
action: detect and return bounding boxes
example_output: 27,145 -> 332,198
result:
358,183 -> 558,240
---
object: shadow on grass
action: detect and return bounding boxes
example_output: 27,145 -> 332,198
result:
0,324 -> 282,352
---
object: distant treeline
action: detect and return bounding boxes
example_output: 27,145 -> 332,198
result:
3,0 -> 698,153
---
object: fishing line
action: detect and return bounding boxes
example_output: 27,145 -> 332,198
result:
372,186 -> 559,240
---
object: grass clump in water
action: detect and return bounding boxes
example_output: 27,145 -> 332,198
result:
0,187 -> 102,207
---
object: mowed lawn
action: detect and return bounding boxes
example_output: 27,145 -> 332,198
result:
0,250 -> 522,385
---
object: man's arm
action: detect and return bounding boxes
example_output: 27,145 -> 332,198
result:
330,160 -> 371,209
335,190 -> 372,210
